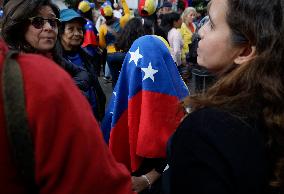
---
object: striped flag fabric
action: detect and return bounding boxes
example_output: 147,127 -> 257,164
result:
101,35 -> 189,172
82,19 -> 98,47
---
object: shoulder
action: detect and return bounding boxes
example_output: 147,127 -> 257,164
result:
18,54 -> 79,101
180,23 -> 187,31
170,107 -> 268,194
19,54 -> 72,83
174,107 -> 263,151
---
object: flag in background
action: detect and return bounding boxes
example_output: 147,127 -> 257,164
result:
77,1 -> 98,47
101,35 -> 189,172
82,19 -> 98,47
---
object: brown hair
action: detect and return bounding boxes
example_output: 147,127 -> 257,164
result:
184,0 -> 284,192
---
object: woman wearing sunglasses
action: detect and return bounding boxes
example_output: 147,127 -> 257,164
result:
0,0 -> 134,194
2,0 -> 59,54
1,0 -> 91,95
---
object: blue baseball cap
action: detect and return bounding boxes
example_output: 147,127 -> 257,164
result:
60,9 -> 86,24
161,1 -> 172,8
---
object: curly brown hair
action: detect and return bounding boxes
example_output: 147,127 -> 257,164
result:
184,0 -> 284,192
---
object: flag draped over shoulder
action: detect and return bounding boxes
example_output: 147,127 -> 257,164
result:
82,19 -> 98,47
101,35 -> 189,172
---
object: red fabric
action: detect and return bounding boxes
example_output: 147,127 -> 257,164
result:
82,30 -> 98,47
0,40 -> 133,194
109,90 -> 184,172
184,0 -> 189,7
138,0 -> 147,17
188,22 -> 195,33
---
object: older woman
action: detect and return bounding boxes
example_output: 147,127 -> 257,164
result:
180,7 -> 197,64
2,0 -> 59,53
59,8 -> 106,121
1,0 -> 91,94
0,0 -> 133,194
1,0 -> 106,120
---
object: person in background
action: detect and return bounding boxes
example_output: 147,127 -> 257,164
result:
99,0 -> 130,88
59,8 -> 106,121
113,1 -> 122,19
179,7 -> 198,86
93,8 -> 111,82
0,2 -> 134,194
160,12 -> 183,72
180,7 -> 197,64
77,0 -> 101,76
115,17 -> 155,53
176,0 -> 186,14
1,0 -> 92,97
1,0 -> 105,119
157,1 -> 173,28
138,0 -> 168,41
159,1 -> 173,15
167,0 -> 284,193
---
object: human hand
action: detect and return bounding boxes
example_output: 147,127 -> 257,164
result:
131,176 -> 149,193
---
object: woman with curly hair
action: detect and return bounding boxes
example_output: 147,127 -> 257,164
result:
167,0 -> 284,193
115,17 -> 154,53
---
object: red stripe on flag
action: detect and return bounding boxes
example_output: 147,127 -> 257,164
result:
82,31 -> 98,47
109,90 -> 184,172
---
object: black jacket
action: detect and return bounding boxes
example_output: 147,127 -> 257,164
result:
62,48 -> 106,121
168,108 -> 269,194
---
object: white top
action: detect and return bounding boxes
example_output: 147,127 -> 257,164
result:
113,10 -> 122,18
95,15 -> 106,32
167,28 -> 184,66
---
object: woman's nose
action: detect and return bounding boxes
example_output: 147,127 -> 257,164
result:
42,21 -> 53,30
74,30 -> 82,36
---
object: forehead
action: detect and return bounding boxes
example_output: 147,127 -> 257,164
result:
65,21 -> 83,27
37,5 -> 56,17
208,0 -> 228,21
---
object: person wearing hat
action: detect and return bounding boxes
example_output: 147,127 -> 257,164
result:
59,8 -> 106,121
1,0 -> 94,94
160,1 -> 173,15
138,0 -> 157,17
98,0 -> 130,88
0,1 -> 133,194
77,0 -> 101,76
138,0 -> 168,42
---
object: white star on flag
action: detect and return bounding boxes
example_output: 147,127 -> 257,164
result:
141,63 -> 158,82
129,47 -> 143,66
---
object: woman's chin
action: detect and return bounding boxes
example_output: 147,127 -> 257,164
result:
197,56 -> 203,66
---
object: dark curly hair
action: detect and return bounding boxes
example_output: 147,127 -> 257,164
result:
160,12 -> 181,36
115,17 -> 154,52
184,0 -> 284,192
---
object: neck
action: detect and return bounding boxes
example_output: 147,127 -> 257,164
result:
62,42 -> 79,52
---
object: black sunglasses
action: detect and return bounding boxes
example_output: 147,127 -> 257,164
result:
28,16 -> 60,29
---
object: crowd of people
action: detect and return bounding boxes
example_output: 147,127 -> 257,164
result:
0,0 -> 284,193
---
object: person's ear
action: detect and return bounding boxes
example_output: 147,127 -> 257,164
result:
234,45 -> 256,65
